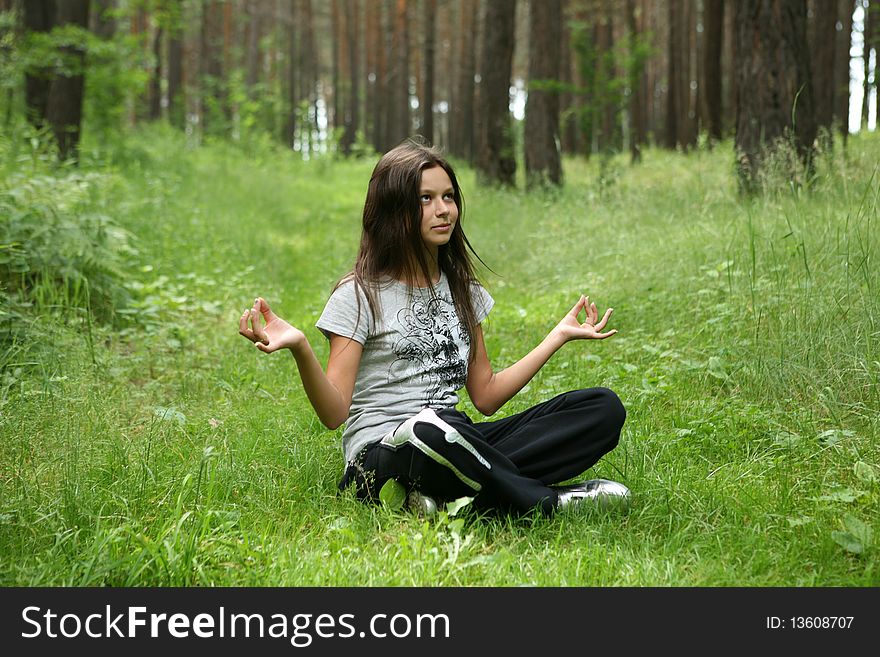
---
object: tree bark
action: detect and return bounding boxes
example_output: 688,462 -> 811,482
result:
686,0 -> 698,145
223,0 -> 232,78
570,1 -> 595,156
559,0 -> 578,155
286,0 -> 297,148
297,0 -> 317,155
168,26 -> 184,129
45,0 -> 90,162
451,0 -> 478,160
723,0 -> 737,134
149,26 -> 163,121
666,0 -> 680,148
245,0 -> 261,90
525,0 -> 562,186
200,0 -> 226,133
644,0 -> 661,145
734,0 -> 817,193
23,0 -> 56,130
833,0 -> 854,141
810,0 -> 837,144
341,0 -> 360,153
436,1 -> 453,149
863,0 -> 874,130
89,0 -> 115,39
366,0 -> 385,151
476,0 -> 517,186
625,0 -> 645,161
423,0 -> 437,145
388,0 -> 410,147
703,0 -> 724,142
596,0 -> 616,153
130,7 -> 147,125
677,0 -> 695,149
331,0 -> 342,134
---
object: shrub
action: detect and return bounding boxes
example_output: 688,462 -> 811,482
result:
0,165 -> 137,333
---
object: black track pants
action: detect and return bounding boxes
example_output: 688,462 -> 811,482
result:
338,387 -> 626,515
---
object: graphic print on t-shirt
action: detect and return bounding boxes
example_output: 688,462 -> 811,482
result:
390,291 -> 469,405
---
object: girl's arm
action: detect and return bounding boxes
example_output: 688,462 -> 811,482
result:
239,298 -> 361,429
465,295 -> 616,416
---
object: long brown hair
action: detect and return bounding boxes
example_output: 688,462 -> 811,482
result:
337,138 -> 488,355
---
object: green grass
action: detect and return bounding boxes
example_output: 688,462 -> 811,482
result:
1,126 -> 878,585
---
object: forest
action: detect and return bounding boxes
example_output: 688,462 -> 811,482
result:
0,0 -> 879,589
7,0 -> 879,184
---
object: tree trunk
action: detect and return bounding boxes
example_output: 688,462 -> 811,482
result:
723,0 -> 737,134
168,28 -> 184,129
23,0 -> 56,130
341,0 -> 360,153
734,0 -> 817,193
245,0 -> 261,90
570,2 -> 594,157
412,6 -> 422,137
388,0 -> 410,147
525,0 -> 562,186
703,0 -> 724,142
365,0 -> 378,150
678,0 -> 695,149
834,0 -> 854,142
89,0 -> 115,39
687,0 -> 698,145
625,0 -> 645,161
366,1 -> 387,151
130,7 -> 146,125
200,0 -> 226,133
437,2 -> 453,149
297,0 -> 317,155
223,0 -> 234,86
286,0 -> 297,148
45,0 -> 90,162
559,0 -> 577,155
423,0 -> 437,145
331,0 -> 342,134
666,0 -> 680,149
863,0 -> 874,130
476,0 -> 517,186
596,0 -> 616,153
810,0 -> 837,145
644,0 -> 661,145
665,0 -> 696,150
149,26 -> 163,121
451,0 -> 478,160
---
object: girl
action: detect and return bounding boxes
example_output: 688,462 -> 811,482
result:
239,140 -> 629,517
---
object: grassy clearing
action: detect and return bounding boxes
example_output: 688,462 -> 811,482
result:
1,126 -> 878,585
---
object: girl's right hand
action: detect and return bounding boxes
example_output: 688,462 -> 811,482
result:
239,297 -> 306,353
551,295 -> 617,343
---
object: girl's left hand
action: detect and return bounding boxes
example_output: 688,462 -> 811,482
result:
552,295 -> 618,343
239,297 -> 306,354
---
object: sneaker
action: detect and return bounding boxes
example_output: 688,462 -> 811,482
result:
552,479 -> 631,513
406,490 -> 438,517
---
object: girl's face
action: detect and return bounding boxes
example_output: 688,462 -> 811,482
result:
418,165 -> 459,256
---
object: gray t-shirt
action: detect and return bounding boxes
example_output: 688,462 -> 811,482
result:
316,272 -> 494,463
